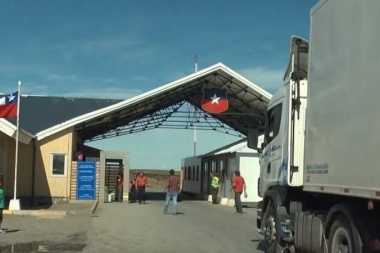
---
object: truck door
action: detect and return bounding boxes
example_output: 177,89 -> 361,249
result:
259,101 -> 286,195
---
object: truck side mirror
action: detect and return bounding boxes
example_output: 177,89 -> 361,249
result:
247,129 -> 259,150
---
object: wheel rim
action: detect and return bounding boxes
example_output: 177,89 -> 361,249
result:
331,227 -> 352,253
264,215 -> 276,246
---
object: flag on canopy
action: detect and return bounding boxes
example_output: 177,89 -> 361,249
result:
201,87 -> 229,114
0,92 -> 18,118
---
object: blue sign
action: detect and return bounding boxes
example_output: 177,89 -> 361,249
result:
77,162 -> 96,200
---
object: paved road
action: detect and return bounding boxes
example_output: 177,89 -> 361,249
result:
0,195 -> 266,253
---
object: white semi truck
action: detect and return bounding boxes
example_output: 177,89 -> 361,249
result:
248,0 -> 380,252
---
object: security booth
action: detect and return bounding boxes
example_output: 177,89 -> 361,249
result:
99,151 -> 129,203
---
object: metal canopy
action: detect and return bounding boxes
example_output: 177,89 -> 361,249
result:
36,63 -> 272,142
77,63 -> 271,142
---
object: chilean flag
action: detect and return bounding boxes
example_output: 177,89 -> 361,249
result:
201,87 -> 229,114
0,92 -> 18,118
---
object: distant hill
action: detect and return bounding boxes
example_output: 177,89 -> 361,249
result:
129,169 -> 181,189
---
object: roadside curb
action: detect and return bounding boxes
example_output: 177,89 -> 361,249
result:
3,209 -> 67,217
3,200 -> 98,217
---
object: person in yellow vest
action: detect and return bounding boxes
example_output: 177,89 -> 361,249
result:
210,172 -> 220,204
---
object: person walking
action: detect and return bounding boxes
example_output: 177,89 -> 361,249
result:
136,172 -> 147,204
129,174 -> 137,203
231,170 -> 247,214
163,169 -> 180,215
0,181 -> 5,233
210,172 -> 220,204
116,172 -> 123,202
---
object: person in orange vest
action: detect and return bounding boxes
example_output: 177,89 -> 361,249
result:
136,172 -> 148,204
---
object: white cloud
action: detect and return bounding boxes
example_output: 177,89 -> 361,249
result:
21,83 -> 50,95
236,67 -> 284,93
61,87 -> 143,100
78,38 -> 142,53
44,73 -> 79,82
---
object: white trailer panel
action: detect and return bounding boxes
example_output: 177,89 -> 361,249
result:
304,0 -> 380,198
238,155 -> 262,204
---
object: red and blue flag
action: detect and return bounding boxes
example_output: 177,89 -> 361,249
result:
0,91 -> 18,118
201,87 -> 228,114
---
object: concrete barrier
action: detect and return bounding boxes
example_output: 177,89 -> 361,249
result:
227,199 -> 235,207
220,198 -> 228,206
3,200 -> 98,217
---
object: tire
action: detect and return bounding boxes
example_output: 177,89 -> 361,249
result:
263,202 -> 277,253
328,215 -> 355,253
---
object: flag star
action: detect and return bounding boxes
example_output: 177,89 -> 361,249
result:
210,94 -> 220,104
8,94 -> 16,102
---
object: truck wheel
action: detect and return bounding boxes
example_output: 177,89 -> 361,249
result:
263,202 -> 277,253
328,215 -> 354,253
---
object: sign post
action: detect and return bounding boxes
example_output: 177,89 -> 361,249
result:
77,162 -> 96,200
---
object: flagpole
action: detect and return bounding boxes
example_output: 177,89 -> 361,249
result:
9,81 -> 21,210
193,54 -> 198,156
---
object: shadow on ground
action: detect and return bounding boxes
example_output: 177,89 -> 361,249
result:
252,238 -> 267,252
141,192 -> 202,202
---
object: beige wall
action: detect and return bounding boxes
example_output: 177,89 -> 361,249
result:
0,132 -> 33,198
35,127 -> 75,198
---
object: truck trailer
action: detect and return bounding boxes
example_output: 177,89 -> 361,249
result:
248,0 -> 380,252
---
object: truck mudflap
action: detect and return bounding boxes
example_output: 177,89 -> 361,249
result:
256,201 -> 263,234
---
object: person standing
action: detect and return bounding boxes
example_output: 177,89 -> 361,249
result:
231,170 -> 247,214
210,172 -> 220,204
136,172 -> 147,204
0,181 -> 5,233
163,169 -> 180,215
129,174 -> 137,203
116,172 -> 123,202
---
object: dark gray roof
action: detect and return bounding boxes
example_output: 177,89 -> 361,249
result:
6,95 -> 122,134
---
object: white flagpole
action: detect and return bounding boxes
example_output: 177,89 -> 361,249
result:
193,54 -> 198,156
9,80 -> 21,210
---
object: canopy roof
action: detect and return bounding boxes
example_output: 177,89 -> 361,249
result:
0,63 -> 271,142
33,63 -> 272,142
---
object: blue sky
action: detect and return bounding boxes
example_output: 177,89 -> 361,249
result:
0,0 -> 317,170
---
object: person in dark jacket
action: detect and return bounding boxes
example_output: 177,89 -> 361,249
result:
116,172 -> 123,202
129,174 -> 137,203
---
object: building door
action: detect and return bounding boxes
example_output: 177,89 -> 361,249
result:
105,158 -> 123,201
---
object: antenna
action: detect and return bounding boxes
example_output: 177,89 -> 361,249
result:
195,54 -> 198,73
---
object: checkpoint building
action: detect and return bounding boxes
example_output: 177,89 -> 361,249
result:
0,63 -> 271,206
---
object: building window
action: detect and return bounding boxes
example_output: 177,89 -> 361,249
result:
220,160 -> 225,178
51,154 -> 67,176
265,103 -> 282,144
192,166 -> 195,181
212,161 -> 216,173
187,166 -> 191,181
196,166 -> 199,181
204,162 -> 208,180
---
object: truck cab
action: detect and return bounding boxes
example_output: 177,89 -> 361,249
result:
249,1 -> 380,252
249,36 -> 309,252
255,37 -> 308,197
